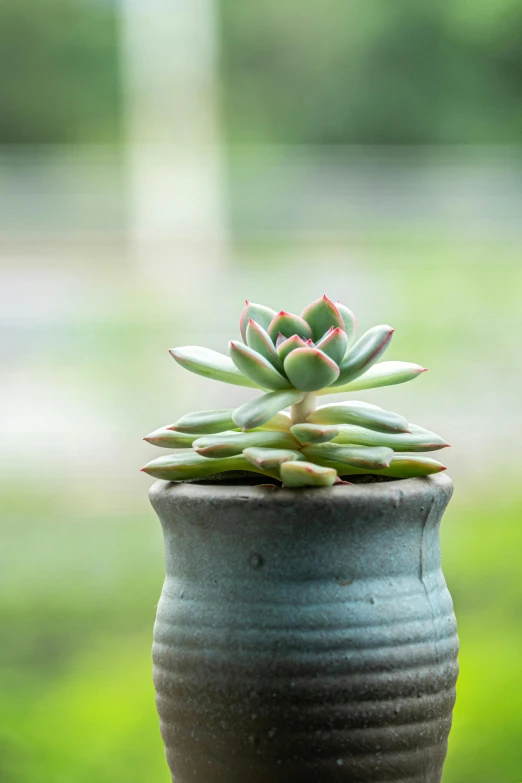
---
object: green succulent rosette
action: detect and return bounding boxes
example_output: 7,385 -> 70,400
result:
142,296 -> 448,487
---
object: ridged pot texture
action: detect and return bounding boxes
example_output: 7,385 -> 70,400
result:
149,474 -> 458,783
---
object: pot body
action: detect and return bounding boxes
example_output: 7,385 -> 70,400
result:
150,474 -> 458,783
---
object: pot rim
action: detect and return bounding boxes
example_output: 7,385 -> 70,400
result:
149,472 -> 452,508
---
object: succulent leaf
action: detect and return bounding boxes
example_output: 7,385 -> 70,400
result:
143,427 -> 199,448
169,409 -> 236,434
167,408 -> 291,435
245,319 -> 285,373
267,311 -> 313,342
315,327 -> 349,365
379,455 -> 447,477
170,346 -> 258,388
276,334 -> 309,362
279,461 -> 337,487
283,347 -> 340,392
240,301 -> 277,342
302,443 -> 394,469
290,423 -> 338,445
303,454 -> 446,479
142,452 -> 245,481
280,460 -> 337,487
300,295 -> 345,341
331,325 -> 394,387
307,401 -> 409,433
333,423 -> 449,452
229,341 -> 291,390
142,452 -> 281,481
233,389 -> 304,431
320,361 -> 426,395
193,430 -> 300,458
243,447 -> 304,470
335,302 -> 357,347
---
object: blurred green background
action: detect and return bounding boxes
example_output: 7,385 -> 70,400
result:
1,1 -> 522,782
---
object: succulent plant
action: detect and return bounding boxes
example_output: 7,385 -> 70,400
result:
142,296 -> 449,487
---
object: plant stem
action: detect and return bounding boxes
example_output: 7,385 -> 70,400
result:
291,392 -> 316,425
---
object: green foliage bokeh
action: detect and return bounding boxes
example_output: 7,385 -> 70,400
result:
221,0 -> 522,144
2,0 -> 522,145
0,0 -> 122,144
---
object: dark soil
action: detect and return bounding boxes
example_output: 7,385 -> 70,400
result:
187,471 -> 397,487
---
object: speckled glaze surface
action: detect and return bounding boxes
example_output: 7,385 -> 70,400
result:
149,474 -> 458,783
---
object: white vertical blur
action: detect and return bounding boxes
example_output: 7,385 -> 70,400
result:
120,0 -> 227,292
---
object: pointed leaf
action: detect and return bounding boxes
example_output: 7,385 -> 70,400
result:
170,346 -> 257,388
233,389 -> 304,431
144,427 -> 199,448
141,452 -> 280,481
240,301 -> 277,342
245,319 -> 285,372
267,311 -> 313,342
284,347 -> 340,392
280,460 -> 337,487
169,409 -> 235,434
303,443 -> 394,469
243,447 -> 305,470
331,325 -> 394,387
379,455 -> 447,478
333,423 -> 449,452
277,334 -> 309,362
307,401 -> 409,433
299,454 -> 446,479
335,302 -> 357,347
168,408 -> 290,436
318,361 -> 427,394
141,452 -> 245,481
229,341 -> 291,391
193,430 -> 300,458
315,327 -> 349,365
300,295 -> 345,341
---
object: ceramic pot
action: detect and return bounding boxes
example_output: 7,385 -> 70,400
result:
149,473 -> 458,783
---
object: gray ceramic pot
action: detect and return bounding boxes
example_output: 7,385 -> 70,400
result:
149,473 -> 458,783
